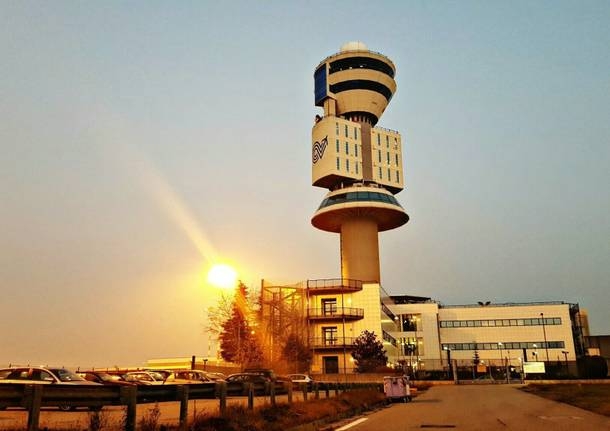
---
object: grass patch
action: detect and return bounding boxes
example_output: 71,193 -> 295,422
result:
520,384 -> 610,417
191,389 -> 387,431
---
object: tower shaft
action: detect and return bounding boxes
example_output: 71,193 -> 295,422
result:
340,217 -> 380,282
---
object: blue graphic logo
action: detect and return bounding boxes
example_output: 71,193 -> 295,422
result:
312,136 -> 328,164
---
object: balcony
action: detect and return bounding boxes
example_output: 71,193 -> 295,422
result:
309,337 -> 357,350
307,307 -> 364,321
307,278 -> 363,294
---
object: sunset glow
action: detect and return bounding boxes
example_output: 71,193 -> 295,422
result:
207,264 -> 238,289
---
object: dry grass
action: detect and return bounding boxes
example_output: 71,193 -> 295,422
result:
520,384 -> 610,417
190,389 -> 387,431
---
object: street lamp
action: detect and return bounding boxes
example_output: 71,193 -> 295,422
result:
540,312 -> 550,362
561,350 -> 569,375
443,346 -> 452,379
498,342 -> 504,382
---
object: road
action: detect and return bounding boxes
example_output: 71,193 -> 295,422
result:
333,384 -> 610,431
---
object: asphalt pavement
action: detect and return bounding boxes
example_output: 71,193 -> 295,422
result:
330,384 -> 610,431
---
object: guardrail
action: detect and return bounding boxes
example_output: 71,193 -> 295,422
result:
0,381 -> 383,431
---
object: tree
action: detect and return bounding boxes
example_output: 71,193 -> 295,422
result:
218,282 -> 263,367
282,333 -> 312,373
351,330 -> 388,373
473,349 -> 480,365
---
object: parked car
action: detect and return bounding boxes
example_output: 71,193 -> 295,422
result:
122,371 -> 166,385
163,370 -> 213,384
78,371 -> 134,386
0,366 -> 102,411
202,371 -> 227,381
225,372 -> 273,395
287,374 -> 314,389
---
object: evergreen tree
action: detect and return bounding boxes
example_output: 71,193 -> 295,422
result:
351,330 -> 388,373
218,282 -> 262,367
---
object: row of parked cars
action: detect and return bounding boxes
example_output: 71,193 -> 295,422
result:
0,366 -> 315,410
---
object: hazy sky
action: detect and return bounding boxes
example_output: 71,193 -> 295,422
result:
1,1 -> 608,367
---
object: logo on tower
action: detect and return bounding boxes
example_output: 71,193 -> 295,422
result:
312,136 -> 328,164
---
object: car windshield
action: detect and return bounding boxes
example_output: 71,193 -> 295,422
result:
51,369 -> 85,382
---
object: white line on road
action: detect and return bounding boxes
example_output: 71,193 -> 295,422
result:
335,417 -> 368,431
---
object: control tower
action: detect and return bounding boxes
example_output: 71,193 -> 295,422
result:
311,42 -> 409,283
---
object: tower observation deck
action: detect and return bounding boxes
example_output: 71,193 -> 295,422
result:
311,42 -> 409,283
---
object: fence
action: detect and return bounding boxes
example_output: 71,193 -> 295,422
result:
0,380 -> 382,431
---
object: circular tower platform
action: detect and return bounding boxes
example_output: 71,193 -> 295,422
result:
312,185 -> 409,233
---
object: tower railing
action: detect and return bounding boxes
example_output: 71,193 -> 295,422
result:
309,337 -> 357,350
307,307 -> 364,320
307,278 -> 363,293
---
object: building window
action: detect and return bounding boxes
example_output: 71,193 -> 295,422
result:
355,163 -> 359,174
378,150 -> 381,163
386,152 -> 390,164
345,124 -> 348,138
336,139 -> 339,153
387,168 -> 391,180
321,298 -> 337,316
395,154 -> 399,166
336,123 -> 339,135
323,327 -> 338,345
378,167 -> 382,179
336,157 -> 340,170
377,134 -> 381,146
386,135 -> 389,147
346,159 -> 350,172
345,142 -> 349,155
354,127 -> 358,140
396,171 -> 400,182
355,144 -> 358,157
441,341 -> 565,351
439,317 -> 562,328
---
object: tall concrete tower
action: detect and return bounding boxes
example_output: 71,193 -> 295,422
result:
311,42 -> 409,283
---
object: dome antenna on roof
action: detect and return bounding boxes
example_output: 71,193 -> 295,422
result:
340,41 -> 368,52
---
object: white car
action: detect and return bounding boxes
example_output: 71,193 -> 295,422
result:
0,366 -> 101,411
162,370 -> 213,384
123,371 -> 166,385
287,373 -> 314,388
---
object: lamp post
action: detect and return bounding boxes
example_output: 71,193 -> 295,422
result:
562,350 -> 569,376
540,312 -> 550,362
497,342 -> 503,381
443,346 -> 452,379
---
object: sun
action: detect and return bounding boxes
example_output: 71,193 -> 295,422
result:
207,264 -> 238,289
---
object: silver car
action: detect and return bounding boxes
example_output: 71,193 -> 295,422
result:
0,366 -> 101,411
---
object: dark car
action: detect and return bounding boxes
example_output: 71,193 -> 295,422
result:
225,372 -> 274,395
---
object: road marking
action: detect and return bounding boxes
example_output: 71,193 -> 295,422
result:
335,417 -> 368,430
